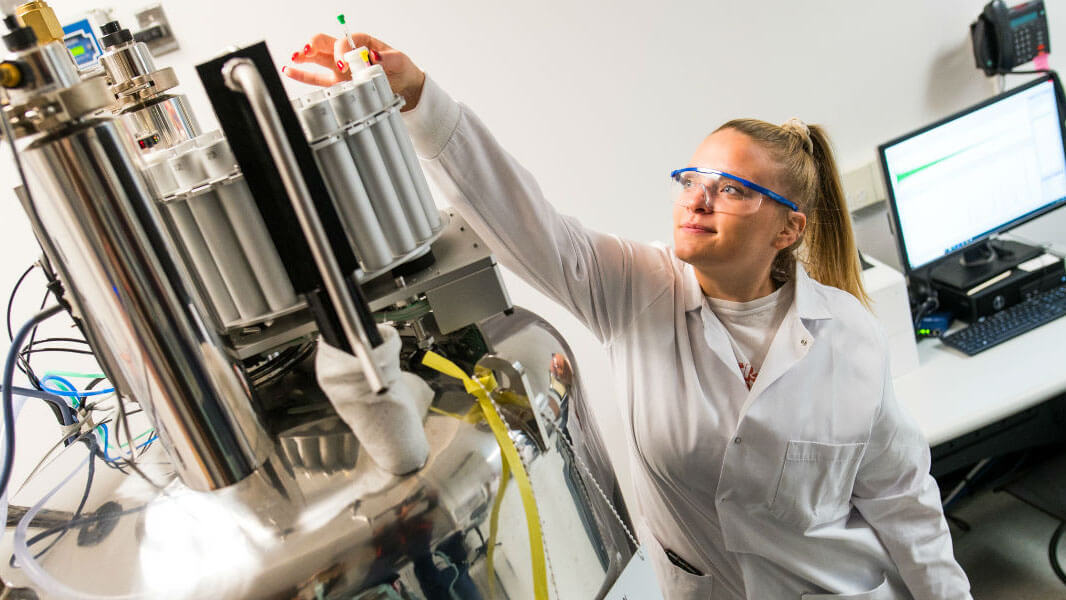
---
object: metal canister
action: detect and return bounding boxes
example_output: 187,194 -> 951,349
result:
169,140 -> 271,321
143,151 -> 240,325
199,133 -> 300,312
328,80 -> 422,255
345,72 -> 432,243
365,66 -> 442,234
293,91 -> 394,271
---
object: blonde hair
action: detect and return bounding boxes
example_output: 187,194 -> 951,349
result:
714,118 -> 870,308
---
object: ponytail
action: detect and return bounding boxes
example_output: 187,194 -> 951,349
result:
716,119 -> 870,308
803,125 -> 869,308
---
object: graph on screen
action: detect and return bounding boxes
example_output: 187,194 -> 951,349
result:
881,78 -> 1066,271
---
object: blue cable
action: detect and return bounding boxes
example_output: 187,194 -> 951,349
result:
38,376 -> 154,462
98,423 -> 156,463
39,375 -> 113,398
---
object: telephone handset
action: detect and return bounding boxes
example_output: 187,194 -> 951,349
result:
971,0 -> 1049,76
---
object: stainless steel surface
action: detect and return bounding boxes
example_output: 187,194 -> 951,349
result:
100,40 -> 156,90
425,262 -> 513,335
5,37 -> 635,600
3,42 -> 111,136
117,93 -> 200,149
17,118 -> 270,491
223,58 -> 387,394
363,212 -> 512,321
0,308 -> 634,599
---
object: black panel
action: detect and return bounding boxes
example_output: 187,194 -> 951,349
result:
195,42 -> 382,350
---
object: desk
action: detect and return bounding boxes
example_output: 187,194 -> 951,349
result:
894,315 -> 1066,474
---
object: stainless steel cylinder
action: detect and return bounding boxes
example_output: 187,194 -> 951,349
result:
18,119 -> 270,491
3,40 -> 80,106
118,94 -> 200,150
328,82 -> 418,256
294,92 -> 395,271
367,67 -> 442,234
100,39 -> 156,84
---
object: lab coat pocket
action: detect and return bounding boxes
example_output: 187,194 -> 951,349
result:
641,526 -> 715,599
770,440 -> 866,530
800,573 -> 891,599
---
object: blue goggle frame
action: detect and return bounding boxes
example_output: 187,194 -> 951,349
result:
670,167 -> 799,212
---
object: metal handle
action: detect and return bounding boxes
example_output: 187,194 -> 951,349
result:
222,58 -> 387,394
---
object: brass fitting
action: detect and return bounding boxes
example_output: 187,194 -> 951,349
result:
0,62 -> 22,88
15,1 -> 64,45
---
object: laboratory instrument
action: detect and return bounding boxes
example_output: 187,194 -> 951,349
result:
0,4 -> 637,598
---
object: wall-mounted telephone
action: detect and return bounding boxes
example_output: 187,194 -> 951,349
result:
971,0 -> 1049,76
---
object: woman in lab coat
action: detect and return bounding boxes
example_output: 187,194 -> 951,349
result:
287,35 -> 972,600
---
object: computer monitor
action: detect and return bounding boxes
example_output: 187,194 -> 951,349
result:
879,73 -> 1066,274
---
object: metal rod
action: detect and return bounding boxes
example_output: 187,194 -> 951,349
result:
222,58 -> 387,394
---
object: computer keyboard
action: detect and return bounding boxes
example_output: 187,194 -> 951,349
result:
940,283 -> 1066,356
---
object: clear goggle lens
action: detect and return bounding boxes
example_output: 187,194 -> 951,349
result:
671,170 -> 766,216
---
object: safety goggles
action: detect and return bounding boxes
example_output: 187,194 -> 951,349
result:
670,167 -> 798,215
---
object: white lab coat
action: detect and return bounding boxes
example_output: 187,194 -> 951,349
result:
403,76 -> 972,599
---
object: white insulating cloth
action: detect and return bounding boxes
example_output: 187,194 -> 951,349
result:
315,325 -> 432,474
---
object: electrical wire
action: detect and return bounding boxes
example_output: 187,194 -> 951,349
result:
14,287 -> 54,393
1,305 -> 64,500
0,385 -> 75,427
6,264 -> 35,343
1050,522 -> 1066,586
25,436 -> 96,560
6,261 -> 98,428
113,388 -> 165,490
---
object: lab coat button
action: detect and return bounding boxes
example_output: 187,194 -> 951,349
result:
799,337 -> 809,346
733,436 -> 741,444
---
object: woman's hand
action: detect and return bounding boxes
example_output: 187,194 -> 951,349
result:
284,33 -> 427,111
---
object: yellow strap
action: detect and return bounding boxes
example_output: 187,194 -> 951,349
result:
421,351 -> 549,600
487,460 -> 511,600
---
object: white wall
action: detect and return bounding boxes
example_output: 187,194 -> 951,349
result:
4,0 -> 1066,504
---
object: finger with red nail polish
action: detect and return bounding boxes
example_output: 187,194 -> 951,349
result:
337,60 -> 348,73
303,44 -> 312,56
372,50 -> 381,64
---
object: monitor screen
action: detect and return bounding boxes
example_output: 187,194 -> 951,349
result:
879,76 -> 1066,272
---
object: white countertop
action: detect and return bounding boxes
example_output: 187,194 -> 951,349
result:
895,315 -> 1066,446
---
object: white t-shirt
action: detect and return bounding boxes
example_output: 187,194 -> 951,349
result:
706,281 -> 795,389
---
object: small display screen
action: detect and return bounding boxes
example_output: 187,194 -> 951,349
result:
1010,11 -> 1039,28
62,18 -> 101,67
